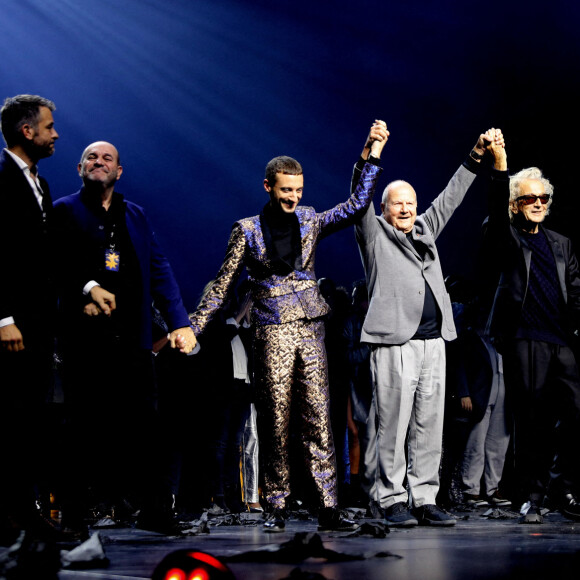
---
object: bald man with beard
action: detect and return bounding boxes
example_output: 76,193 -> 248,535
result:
54,141 -> 195,535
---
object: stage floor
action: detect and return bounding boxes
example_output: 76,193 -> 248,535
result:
51,506 -> 580,580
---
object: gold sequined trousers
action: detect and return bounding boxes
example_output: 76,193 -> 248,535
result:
253,319 -> 338,509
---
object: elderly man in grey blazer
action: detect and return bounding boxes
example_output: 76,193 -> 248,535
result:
354,128 -> 497,527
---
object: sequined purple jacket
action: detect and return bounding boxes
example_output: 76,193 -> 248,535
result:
190,161 -> 381,334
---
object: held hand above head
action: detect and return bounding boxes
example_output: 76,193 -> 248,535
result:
362,120 -> 389,160
471,128 -> 496,160
0,323 -> 25,352
488,128 -> 507,171
89,286 -> 116,317
169,326 -> 197,354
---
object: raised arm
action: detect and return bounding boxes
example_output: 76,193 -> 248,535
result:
361,120 -> 389,161
422,128 -> 497,238
317,121 -> 386,238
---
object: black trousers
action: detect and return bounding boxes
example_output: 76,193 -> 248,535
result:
59,335 -> 160,526
502,339 -> 580,504
0,338 -> 54,528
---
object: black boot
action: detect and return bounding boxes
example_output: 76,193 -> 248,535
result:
317,507 -> 359,531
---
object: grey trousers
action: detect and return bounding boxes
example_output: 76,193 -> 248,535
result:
371,338 -> 446,509
360,397 -> 378,503
461,361 -> 510,497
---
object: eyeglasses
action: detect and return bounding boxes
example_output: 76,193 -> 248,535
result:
515,194 -> 551,205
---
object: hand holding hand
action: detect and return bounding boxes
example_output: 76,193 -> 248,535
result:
472,128 -> 496,159
362,120 -> 389,159
169,326 -> 197,354
488,128 -> 507,171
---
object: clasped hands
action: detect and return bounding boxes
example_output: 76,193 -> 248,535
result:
85,285 -> 197,354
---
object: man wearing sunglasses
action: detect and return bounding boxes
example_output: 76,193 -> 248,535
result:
485,136 -> 580,524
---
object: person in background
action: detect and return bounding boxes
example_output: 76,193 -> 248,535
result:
343,279 -> 376,510
0,94 -> 59,544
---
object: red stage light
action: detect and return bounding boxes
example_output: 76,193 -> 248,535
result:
188,568 -> 210,580
164,568 -> 186,580
152,550 -> 235,580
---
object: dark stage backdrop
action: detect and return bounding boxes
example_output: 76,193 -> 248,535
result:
1,0 -> 579,311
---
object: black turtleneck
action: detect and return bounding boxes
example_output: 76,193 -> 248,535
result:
260,202 -> 303,274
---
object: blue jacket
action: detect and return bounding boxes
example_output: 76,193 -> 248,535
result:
54,188 -> 190,350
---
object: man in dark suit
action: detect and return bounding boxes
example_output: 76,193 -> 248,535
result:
54,141 -> 196,534
0,94 -> 59,543
485,135 -> 580,523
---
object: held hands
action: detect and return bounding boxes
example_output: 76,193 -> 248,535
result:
471,128 -> 506,170
472,128 -> 496,158
362,120 -> 389,160
0,323 -> 25,352
169,326 -> 197,354
487,128 -> 507,171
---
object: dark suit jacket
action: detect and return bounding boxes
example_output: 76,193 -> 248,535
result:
484,169 -> 580,343
0,149 -> 55,342
53,188 -> 191,350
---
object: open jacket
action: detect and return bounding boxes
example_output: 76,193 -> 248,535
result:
355,157 -> 480,345
483,169 -> 580,343
54,189 -> 191,350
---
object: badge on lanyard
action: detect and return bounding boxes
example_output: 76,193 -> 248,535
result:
105,249 -> 120,272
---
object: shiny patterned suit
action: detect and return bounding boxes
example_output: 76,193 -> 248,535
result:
190,161 -> 382,509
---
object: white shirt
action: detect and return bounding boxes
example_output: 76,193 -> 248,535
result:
226,317 -> 250,383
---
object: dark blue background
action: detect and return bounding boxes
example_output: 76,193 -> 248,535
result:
2,0 -> 579,310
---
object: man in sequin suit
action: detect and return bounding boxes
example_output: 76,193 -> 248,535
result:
189,121 -> 388,532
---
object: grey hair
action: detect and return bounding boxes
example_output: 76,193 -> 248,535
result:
508,167 -> 553,221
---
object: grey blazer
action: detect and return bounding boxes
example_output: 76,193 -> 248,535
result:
355,161 -> 478,345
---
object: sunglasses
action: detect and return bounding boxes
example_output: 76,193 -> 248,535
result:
515,194 -> 551,205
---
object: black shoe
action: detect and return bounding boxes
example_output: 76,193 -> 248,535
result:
383,502 -> 418,527
317,507 -> 359,532
560,493 -> 580,521
263,508 -> 286,533
413,504 -> 456,526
